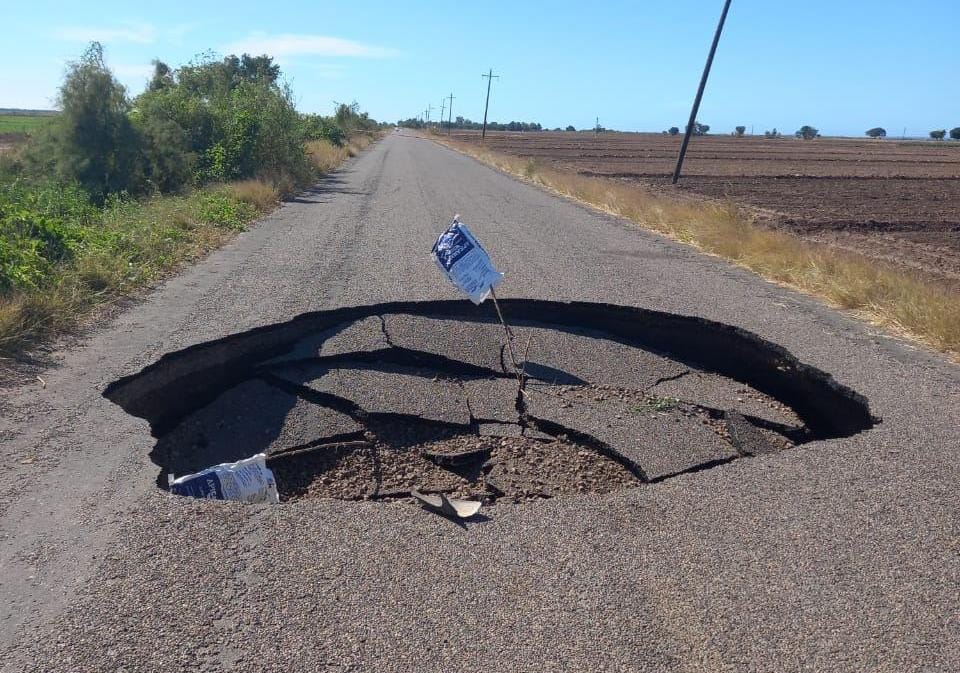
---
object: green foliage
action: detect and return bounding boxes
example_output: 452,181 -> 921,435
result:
734,126 -> 746,136
691,121 -> 710,136
950,127 -> 960,140
135,54 -> 311,188
0,180 -> 99,291
302,114 -> 346,146
565,125 -> 576,132
765,128 -> 781,138
667,126 -> 680,136
0,114 -> 56,135
796,125 -> 819,140
865,127 -> 886,138
41,43 -> 143,203
930,129 -> 946,140
192,190 -> 257,229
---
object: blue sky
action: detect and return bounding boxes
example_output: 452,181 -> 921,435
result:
2,0 -> 958,136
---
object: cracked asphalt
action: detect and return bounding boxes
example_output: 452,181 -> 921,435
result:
1,131 -> 958,672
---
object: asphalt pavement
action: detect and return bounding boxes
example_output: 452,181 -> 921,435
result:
1,132 -> 957,672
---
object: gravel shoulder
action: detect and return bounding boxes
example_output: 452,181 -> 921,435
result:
1,133 -> 958,672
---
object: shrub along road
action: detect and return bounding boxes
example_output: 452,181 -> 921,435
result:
1,132 -> 958,672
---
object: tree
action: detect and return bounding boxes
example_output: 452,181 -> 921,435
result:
565,125 -> 576,132
865,127 -> 886,138
930,129 -> 946,140
667,126 -> 680,136
796,125 -> 819,140
690,121 -> 709,136
47,42 -> 143,203
950,127 -> 960,140
148,59 -> 174,92
764,128 -> 781,138
734,126 -> 746,137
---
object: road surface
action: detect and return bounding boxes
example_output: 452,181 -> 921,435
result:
1,132 -> 957,672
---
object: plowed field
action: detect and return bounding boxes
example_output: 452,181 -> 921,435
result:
450,131 -> 960,285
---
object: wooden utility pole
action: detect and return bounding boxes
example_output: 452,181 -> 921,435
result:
447,92 -> 455,136
439,97 -> 446,131
481,68 -> 499,142
426,104 -> 433,125
671,0 -> 733,184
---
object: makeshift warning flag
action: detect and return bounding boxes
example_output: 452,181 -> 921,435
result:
431,217 -> 503,304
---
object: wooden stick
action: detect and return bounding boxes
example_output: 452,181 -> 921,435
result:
489,287 -> 520,374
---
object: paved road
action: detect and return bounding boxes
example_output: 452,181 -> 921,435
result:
1,132 -> 957,672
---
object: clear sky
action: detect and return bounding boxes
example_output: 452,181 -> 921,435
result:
2,0 -> 958,137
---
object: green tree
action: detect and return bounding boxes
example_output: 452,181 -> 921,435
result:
148,59 -> 174,92
950,127 -> 960,140
930,129 -> 946,140
565,125 -> 576,132
667,126 -> 680,135
734,126 -> 746,136
45,42 -> 143,203
796,125 -> 819,140
865,127 -> 886,138
135,53 -> 311,185
691,121 -> 709,136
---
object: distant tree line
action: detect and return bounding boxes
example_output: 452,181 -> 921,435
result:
398,117 -> 545,132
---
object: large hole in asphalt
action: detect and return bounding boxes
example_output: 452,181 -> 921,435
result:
104,300 -> 878,505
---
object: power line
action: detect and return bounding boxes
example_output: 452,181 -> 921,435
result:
481,68 -> 499,142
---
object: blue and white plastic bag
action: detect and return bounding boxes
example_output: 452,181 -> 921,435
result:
431,219 -> 503,304
168,453 -> 279,504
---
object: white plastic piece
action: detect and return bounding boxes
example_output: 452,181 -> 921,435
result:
431,219 -> 503,305
411,489 -> 482,519
168,453 -> 279,504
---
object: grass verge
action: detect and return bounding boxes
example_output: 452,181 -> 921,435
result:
438,137 -> 960,356
1,137 -> 377,363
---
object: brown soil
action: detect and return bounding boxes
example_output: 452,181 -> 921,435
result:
269,431 -> 643,505
451,131 -> 960,286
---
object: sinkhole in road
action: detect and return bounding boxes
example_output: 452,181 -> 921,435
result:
104,299 -> 878,505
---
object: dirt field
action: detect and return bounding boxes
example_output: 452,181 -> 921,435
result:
450,131 -> 960,285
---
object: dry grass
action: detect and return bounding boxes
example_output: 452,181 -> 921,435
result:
227,179 -> 279,210
439,138 -> 960,356
306,139 -> 349,173
346,132 -> 377,157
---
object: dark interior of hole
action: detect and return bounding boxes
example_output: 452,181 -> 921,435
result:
103,299 -> 879,498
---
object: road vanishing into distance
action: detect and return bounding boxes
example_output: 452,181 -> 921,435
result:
1,132 -> 957,672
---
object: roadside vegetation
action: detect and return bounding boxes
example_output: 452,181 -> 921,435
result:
439,138 -> 960,356
0,42 -> 382,360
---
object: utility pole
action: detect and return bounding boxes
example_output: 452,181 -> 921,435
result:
439,97 -> 446,131
671,0 -> 733,184
481,68 -> 499,142
426,104 -> 433,125
447,92 -> 455,136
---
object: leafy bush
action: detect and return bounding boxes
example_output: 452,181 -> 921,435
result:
37,43 -> 144,204
950,128 -> 960,140
192,190 -> 257,230
0,181 -> 98,291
